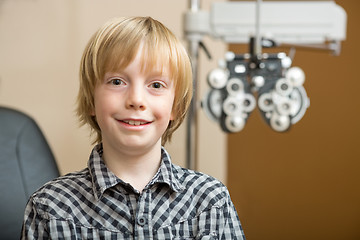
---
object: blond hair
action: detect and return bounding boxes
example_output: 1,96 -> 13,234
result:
77,16 -> 193,145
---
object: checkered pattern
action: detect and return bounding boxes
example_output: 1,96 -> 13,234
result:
21,144 -> 245,239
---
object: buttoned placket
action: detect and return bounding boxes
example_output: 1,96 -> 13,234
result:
134,188 -> 153,239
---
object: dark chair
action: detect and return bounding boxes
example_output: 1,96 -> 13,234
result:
0,107 -> 60,239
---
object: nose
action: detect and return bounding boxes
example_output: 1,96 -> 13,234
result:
125,84 -> 146,110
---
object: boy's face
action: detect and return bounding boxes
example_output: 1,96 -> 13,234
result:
92,48 -> 175,153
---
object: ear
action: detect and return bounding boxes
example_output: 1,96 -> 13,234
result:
90,106 -> 96,116
170,111 -> 175,121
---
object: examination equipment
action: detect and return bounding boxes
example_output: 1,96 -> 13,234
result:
184,0 -> 347,169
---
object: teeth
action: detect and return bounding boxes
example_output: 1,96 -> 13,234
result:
130,120 -> 139,126
124,120 -> 147,126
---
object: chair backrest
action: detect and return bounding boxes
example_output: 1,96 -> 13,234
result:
0,107 -> 60,239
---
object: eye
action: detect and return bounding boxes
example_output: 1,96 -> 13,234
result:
109,78 -> 124,86
150,82 -> 165,89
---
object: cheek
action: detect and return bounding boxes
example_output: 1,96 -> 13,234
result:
153,96 -> 174,120
93,90 -> 113,118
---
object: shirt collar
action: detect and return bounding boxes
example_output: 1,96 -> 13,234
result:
150,147 -> 185,193
88,143 -> 122,201
88,144 -> 184,201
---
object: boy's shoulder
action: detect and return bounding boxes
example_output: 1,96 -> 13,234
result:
169,162 -> 230,206
161,147 -> 227,195
172,163 -> 224,186
30,168 -> 91,202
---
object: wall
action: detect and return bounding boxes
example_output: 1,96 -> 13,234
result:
0,0 -> 227,182
228,1 -> 360,239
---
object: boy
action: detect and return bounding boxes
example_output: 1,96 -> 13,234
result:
22,16 -> 246,239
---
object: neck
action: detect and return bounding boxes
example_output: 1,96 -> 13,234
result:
102,141 -> 162,192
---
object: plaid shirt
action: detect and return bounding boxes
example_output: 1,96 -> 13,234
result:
21,144 -> 245,239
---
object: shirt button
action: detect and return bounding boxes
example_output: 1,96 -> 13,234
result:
137,216 -> 147,226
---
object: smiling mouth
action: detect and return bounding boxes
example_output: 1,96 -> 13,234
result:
121,120 -> 150,126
